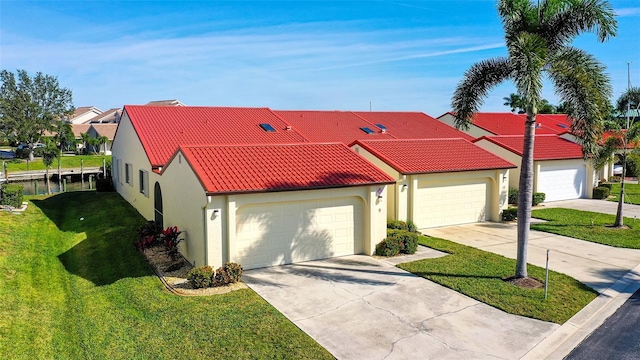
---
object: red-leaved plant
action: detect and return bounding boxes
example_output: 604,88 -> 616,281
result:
162,226 -> 183,260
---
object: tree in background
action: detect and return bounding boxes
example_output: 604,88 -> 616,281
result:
451,0 -> 616,279
0,69 -> 74,160
593,86 -> 640,227
503,93 -> 525,113
55,121 -> 77,152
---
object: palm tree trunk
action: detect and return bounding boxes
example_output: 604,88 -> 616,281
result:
515,112 -> 537,278
46,167 -> 51,195
614,153 -> 626,227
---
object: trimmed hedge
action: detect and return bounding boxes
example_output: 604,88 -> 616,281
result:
96,178 -> 114,192
375,229 -> 418,257
502,207 -> 517,221
599,183 -> 613,190
387,219 -> 417,232
532,192 -> 546,206
187,266 -> 214,289
508,188 -> 518,205
1,183 -> 24,208
508,188 -> 546,206
593,186 -> 610,199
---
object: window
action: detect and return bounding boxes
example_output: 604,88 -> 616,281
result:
139,169 -> 149,197
125,163 -> 133,186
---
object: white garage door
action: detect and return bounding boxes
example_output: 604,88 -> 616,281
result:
414,179 -> 489,229
538,164 -> 586,202
235,197 -> 363,269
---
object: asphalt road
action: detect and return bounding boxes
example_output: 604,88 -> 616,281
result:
565,288 -> 640,360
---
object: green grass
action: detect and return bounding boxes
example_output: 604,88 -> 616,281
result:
0,192 -> 333,359
608,182 -> 640,205
4,155 -> 111,171
531,208 -> 640,249
398,236 -> 597,324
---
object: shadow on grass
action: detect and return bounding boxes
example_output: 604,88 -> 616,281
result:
31,191 -> 153,286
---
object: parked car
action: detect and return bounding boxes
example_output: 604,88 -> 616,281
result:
17,143 -> 46,150
613,165 -> 623,175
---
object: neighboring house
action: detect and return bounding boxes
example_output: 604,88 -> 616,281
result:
145,99 -> 185,106
112,105 -> 392,269
351,139 -> 515,229
86,124 -> 118,154
437,112 -> 571,137
69,106 -> 103,124
71,124 -> 91,151
474,135 -> 597,202
88,108 -> 122,123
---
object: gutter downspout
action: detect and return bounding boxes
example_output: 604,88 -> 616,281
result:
202,195 -> 214,267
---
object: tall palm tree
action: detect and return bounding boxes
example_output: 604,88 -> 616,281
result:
451,0 -> 617,279
594,87 -> 640,227
503,93 -> 525,113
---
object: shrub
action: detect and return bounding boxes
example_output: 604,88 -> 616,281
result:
593,186 -> 610,199
187,266 -> 214,289
508,188 -> 518,205
387,220 -> 409,231
375,237 -> 400,257
406,220 -> 417,233
213,267 -> 231,287
223,262 -> 243,283
599,183 -> 613,190
1,183 -> 24,208
135,221 -> 163,249
502,207 -> 517,221
532,192 -> 546,206
161,226 -> 184,260
95,178 -> 114,192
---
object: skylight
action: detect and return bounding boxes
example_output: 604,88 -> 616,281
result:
260,123 -> 276,132
360,127 -> 375,134
557,124 -> 568,129
375,123 -> 387,130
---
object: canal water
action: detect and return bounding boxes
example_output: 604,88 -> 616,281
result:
16,178 -> 96,195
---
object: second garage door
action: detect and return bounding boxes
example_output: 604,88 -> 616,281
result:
414,179 -> 489,229
234,197 -> 363,269
538,163 -> 586,202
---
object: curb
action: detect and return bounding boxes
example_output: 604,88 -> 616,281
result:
521,263 -> 640,359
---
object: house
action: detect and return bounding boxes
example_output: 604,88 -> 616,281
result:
351,139 -> 515,229
68,106 -> 103,124
86,124 -> 118,154
112,105 -> 392,269
473,135 -> 597,202
88,108 -> 122,123
145,99 -> 185,106
71,124 -> 91,151
437,112 -> 571,137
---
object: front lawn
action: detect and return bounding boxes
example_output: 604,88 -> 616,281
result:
0,192 -> 332,359
4,155 -> 111,171
531,208 -> 640,249
398,236 -> 597,324
608,182 -> 640,205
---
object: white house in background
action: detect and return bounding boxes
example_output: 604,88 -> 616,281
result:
111,105 -> 392,269
351,139 -> 515,229
474,135 -> 597,202
68,106 -> 103,124
145,99 -> 185,106
86,124 -> 118,155
88,108 -> 122,123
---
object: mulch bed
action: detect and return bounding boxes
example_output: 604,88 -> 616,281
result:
142,246 -> 247,296
504,276 -> 544,289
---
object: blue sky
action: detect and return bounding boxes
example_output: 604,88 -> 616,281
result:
1,0 -> 639,116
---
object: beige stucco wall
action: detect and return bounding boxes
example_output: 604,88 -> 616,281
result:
474,139 -> 523,189
437,113 -> 495,138
111,111 -> 157,220
351,144 -> 401,219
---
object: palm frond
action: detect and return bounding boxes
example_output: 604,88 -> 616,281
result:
592,134 -> 623,170
451,57 -> 512,129
541,0 -> 617,49
507,32 -> 546,110
616,86 -> 640,112
547,46 -> 611,157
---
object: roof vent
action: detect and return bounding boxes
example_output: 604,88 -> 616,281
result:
360,127 -> 375,134
260,123 -> 276,132
535,123 -> 541,129
286,125 -> 292,130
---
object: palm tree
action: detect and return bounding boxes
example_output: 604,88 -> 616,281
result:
451,0 -> 616,279
503,93 -> 525,113
594,87 -> 640,227
41,140 -> 60,194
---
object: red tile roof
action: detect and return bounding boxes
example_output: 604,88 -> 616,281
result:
602,131 -> 639,149
474,135 -> 584,160
469,112 -> 562,135
353,139 -> 515,174
123,105 -> 308,167
174,143 -> 395,194
353,111 -> 474,141
274,110 -> 397,144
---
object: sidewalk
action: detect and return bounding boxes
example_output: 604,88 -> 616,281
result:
541,198 -> 640,219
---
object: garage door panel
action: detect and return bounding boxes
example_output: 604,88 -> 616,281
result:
415,179 -> 489,229
538,164 -> 585,202
235,197 -> 363,269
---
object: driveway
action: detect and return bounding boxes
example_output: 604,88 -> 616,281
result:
244,249 -> 558,360
423,221 -> 640,293
541,198 -> 640,219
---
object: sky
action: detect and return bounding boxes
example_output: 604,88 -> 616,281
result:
1,0 -> 639,117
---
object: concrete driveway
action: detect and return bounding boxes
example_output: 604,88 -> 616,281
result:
541,198 -> 640,219
423,222 -> 640,293
244,249 -> 557,360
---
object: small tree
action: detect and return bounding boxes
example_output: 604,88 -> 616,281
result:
0,70 -> 74,160
41,140 -> 60,194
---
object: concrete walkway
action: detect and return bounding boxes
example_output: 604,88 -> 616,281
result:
540,198 -> 640,219
244,249 -> 558,360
